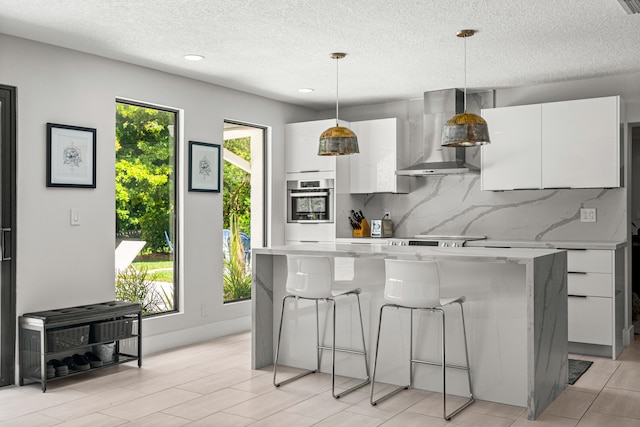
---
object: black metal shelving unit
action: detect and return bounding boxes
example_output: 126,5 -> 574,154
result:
19,301 -> 142,392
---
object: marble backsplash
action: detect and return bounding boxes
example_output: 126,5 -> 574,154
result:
337,173 -> 626,242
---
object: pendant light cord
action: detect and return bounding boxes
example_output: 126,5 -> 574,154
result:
463,34 -> 467,113
335,56 -> 340,126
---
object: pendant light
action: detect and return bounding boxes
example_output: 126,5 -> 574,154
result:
441,29 -> 491,147
318,52 -> 359,156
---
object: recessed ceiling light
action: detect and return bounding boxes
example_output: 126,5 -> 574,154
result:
184,54 -> 205,61
298,88 -> 314,93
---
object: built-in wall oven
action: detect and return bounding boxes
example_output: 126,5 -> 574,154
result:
287,178 -> 334,223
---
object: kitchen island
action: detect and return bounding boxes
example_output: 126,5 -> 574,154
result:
251,244 -> 567,420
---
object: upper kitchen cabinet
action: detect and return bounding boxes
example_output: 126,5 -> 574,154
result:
481,95 -> 622,191
481,104 -> 542,191
285,119 -> 348,174
541,96 -> 621,189
349,118 -> 410,194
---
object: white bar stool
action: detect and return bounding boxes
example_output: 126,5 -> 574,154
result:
370,259 -> 474,420
273,255 -> 370,398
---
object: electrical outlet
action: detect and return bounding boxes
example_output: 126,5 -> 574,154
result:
201,303 -> 208,317
384,211 -> 391,219
580,208 -> 597,223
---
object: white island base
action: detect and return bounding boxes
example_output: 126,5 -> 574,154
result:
251,244 -> 568,420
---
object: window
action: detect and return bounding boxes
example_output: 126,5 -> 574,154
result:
222,121 -> 266,303
115,100 -> 178,315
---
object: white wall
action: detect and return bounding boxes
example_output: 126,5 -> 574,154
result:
0,34 -> 317,364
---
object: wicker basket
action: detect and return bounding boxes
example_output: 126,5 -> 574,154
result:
90,319 -> 133,342
46,325 -> 90,352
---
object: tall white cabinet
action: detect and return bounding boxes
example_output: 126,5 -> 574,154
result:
481,96 -> 622,191
349,117 -> 409,194
284,119 -> 342,174
284,119 -> 342,244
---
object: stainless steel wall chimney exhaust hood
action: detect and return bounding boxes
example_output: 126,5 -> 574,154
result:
396,88 -> 493,176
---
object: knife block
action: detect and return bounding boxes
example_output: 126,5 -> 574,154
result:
352,218 -> 370,238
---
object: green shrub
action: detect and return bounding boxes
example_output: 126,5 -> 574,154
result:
158,285 -> 175,311
115,266 -> 163,315
223,216 -> 252,302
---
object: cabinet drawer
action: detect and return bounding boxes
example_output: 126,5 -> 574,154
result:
566,249 -> 612,273
568,296 -> 612,345
567,272 -> 612,297
285,223 -> 335,242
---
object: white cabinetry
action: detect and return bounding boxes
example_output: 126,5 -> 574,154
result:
349,118 -> 409,194
481,96 -> 621,191
285,119 -> 346,174
481,104 -> 541,191
566,248 -> 623,358
542,97 -> 620,189
285,223 -> 335,245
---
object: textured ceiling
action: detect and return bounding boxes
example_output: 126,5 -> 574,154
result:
0,0 -> 639,110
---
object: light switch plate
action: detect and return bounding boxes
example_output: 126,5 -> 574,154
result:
70,208 -> 80,226
580,208 -> 596,223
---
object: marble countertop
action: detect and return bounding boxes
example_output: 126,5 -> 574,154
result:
254,243 -> 562,264
464,239 -> 626,250
335,237 -> 626,250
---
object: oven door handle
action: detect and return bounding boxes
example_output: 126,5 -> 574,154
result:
290,191 -> 330,197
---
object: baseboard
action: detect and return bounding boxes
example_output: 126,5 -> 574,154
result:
142,316 -> 251,356
568,341 -> 613,359
625,325 -> 635,345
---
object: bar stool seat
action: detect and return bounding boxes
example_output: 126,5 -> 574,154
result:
370,259 -> 474,420
273,255 -> 370,398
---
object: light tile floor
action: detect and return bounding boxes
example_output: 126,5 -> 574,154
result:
2,332 -> 640,426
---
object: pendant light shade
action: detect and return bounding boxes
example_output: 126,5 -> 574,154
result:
441,30 -> 491,147
319,125 -> 359,155
318,52 -> 359,156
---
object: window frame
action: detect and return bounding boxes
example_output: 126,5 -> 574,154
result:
115,98 -> 180,316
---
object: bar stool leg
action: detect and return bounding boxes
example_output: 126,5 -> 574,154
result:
356,294 -> 371,381
459,301 -> 474,400
332,294 -> 371,399
441,304 -> 474,420
439,308 -> 447,420
273,296 -> 318,388
370,304 -> 385,405
331,298 -> 337,397
370,304 -> 411,405
409,308 -> 414,389
315,300 -> 321,372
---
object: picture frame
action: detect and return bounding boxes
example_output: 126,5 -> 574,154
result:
188,141 -> 221,192
46,123 -> 97,188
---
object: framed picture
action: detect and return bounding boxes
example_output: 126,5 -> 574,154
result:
46,123 -> 97,188
189,141 -> 221,192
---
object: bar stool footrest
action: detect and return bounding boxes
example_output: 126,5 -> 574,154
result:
411,358 -> 471,371
318,345 -> 367,356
